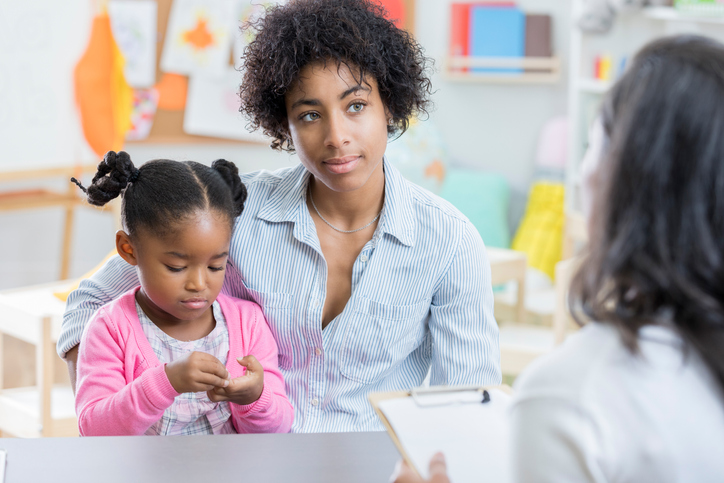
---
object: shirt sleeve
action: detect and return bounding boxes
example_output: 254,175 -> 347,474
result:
75,308 -> 179,436
428,221 -> 501,386
229,303 -> 294,434
57,255 -> 139,358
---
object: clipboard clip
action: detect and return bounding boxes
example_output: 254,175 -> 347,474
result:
410,385 -> 492,408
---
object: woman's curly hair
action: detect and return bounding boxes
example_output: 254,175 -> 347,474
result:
239,0 -> 434,151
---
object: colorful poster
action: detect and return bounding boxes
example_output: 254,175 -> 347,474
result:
126,88 -> 159,141
184,66 -> 267,142
232,0 -> 285,69
108,0 -> 157,87
160,0 -> 236,78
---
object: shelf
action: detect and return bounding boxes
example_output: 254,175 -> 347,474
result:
642,5 -> 724,24
444,56 -> 561,84
576,78 -> 613,94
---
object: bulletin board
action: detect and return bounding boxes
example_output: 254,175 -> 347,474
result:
132,0 -> 246,144
127,0 -> 415,145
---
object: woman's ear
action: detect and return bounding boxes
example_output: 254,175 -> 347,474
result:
115,230 -> 138,266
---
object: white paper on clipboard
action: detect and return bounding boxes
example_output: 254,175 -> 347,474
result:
377,387 -> 512,483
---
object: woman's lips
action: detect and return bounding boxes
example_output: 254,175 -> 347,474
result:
324,155 -> 360,174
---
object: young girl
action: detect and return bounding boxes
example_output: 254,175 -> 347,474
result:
394,34 -> 724,482
72,151 -> 293,436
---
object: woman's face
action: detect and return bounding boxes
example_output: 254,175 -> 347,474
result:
284,61 -> 389,194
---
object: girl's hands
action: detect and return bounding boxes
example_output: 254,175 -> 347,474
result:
164,351 -> 230,394
208,355 -> 264,405
391,453 -> 450,483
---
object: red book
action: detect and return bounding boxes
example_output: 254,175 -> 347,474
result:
450,2 -> 516,73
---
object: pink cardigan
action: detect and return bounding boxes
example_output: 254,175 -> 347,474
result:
75,289 -> 293,436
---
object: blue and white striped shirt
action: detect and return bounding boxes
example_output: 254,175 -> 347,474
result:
58,158 -> 501,432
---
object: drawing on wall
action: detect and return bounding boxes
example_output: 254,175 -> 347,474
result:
108,0 -> 157,88
126,88 -> 159,141
160,0 -> 236,78
184,66 -> 267,142
232,0 -> 285,69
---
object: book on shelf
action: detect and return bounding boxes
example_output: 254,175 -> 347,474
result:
469,5 -> 525,74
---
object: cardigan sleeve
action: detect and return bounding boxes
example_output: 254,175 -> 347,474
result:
228,302 -> 294,434
75,307 -> 179,436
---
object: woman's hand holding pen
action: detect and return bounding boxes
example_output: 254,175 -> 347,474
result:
165,351 -> 230,393
207,355 -> 264,405
391,453 -> 451,483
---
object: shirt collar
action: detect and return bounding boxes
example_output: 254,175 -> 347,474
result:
256,157 -> 416,247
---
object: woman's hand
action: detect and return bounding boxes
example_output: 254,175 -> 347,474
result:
164,351 -> 230,394
391,453 -> 450,483
208,355 -> 264,405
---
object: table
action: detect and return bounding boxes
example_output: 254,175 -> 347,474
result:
0,432 -> 400,483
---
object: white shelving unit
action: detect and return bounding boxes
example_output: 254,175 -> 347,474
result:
444,56 -> 561,84
566,2 -> 724,216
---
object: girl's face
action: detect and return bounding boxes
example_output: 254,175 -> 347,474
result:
284,61 -> 389,194
119,210 -> 231,328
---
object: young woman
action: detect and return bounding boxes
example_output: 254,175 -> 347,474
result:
394,34 -> 724,482
58,0 -> 501,433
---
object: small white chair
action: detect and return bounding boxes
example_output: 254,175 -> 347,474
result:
0,280 -> 78,437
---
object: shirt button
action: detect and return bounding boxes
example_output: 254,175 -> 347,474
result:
360,254 -> 368,262
315,347 -> 322,356
311,398 -> 319,406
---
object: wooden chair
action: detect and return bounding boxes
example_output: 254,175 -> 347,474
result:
0,280 -> 78,437
0,164 -> 115,280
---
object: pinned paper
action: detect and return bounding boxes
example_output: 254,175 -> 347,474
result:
232,0 -> 284,68
160,0 -> 236,78
156,72 -> 188,110
184,66 -> 267,142
108,0 -> 157,88
126,88 -> 159,141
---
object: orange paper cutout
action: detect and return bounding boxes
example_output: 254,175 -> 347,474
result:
183,17 -> 215,50
155,73 -> 188,111
74,13 -> 133,157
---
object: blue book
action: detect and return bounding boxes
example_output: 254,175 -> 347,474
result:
470,6 -> 526,74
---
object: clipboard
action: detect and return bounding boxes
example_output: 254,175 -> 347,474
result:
369,384 -> 513,482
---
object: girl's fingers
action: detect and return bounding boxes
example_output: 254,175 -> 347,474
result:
236,355 -> 262,372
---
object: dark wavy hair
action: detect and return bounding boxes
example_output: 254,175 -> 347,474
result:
238,0 -> 433,151
71,151 -> 247,239
570,35 -> 724,394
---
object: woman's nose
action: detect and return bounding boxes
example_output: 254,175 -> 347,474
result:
324,112 -> 351,148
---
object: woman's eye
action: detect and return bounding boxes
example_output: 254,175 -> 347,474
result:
349,103 -> 364,113
301,112 -> 320,122
165,265 -> 184,273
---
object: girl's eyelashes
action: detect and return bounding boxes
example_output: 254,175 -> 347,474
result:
209,266 -> 225,272
165,265 -> 184,273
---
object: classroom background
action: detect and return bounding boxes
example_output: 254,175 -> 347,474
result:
1,0 -> 721,439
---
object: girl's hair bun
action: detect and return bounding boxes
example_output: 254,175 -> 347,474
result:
71,151 -> 138,207
212,159 -> 247,217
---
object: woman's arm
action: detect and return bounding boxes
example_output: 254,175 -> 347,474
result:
58,255 -> 139,359
428,222 -> 501,386
75,310 -> 178,436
